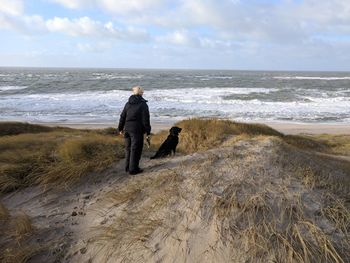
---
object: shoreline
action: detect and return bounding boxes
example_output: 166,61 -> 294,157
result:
263,122 -> 350,135
8,120 -> 350,135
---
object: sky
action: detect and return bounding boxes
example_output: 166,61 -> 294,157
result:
0,0 -> 350,71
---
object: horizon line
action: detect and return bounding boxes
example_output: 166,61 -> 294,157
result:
0,65 -> 350,73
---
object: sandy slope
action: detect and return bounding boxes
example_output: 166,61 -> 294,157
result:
2,137 -> 350,262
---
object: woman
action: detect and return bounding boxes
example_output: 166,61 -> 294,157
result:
118,86 -> 151,175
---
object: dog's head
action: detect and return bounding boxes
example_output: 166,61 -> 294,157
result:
169,126 -> 182,136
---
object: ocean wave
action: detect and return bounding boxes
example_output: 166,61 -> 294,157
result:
1,87 -> 277,100
1,87 -> 349,124
304,96 -> 350,103
90,73 -> 143,80
273,76 -> 350,80
195,75 -> 233,80
2,89 -> 349,111
0,86 -> 28,92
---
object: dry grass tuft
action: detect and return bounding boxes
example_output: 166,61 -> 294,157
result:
150,119 -> 350,161
314,134 -> 350,156
95,127 -> 119,136
12,213 -> 33,241
282,134 -> 330,152
0,126 -> 124,192
215,178 -> 348,263
0,201 -> 10,221
295,162 -> 350,201
150,118 -> 339,156
168,118 -> 282,153
95,213 -> 163,262
1,244 -> 44,263
0,121 -> 70,136
34,135 -> 124,186
322,195 -> 350,236
0,203 -> 43,263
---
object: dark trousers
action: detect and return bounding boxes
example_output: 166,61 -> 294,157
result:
124,132 -> 144,173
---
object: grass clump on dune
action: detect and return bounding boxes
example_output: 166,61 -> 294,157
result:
0,123 -> 124,192
0,122 -> 68,136
0,202 -> 43,263
152,118 -> 332,154
0,201 -> 9,221
152,118 -> 282,153
215,180 -> 348,262
156,118 -> 350,157
35,135 -> 124,186
314,134 -> 350,156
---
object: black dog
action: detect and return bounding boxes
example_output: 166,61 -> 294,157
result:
150,127 -> 182,159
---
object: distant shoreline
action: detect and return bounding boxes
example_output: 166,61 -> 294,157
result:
7,120 -> 350,135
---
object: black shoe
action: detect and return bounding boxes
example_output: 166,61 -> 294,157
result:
129,169 -> 143,175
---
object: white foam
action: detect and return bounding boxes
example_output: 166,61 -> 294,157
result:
0,86 -> 28,92
274,76 -> 350,80
90,73 -> 143,80
1,87 -> 349,123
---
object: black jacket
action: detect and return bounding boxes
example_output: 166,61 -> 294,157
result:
118,95 -> 151,135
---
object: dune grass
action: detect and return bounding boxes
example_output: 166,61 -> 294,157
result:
313,134 -> 350,156
151,118 -> 336,155
12,213 -> 33,241
0,123 -> 124,192
149,118 -> 283,154
0,202 -> 42,263
0,201 -> 9,221
0,119 -> 348,193
215,179 -> 348,263
176,118 -> 282,153
0,121 -> 69,136
1,120 -> 349,262
92,135 -> 349,262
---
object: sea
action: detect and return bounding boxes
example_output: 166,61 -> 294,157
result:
0,68 -> 349,126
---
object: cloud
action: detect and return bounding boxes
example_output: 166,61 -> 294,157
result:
156,29 -> 239,51
6,0 -> 350,47
99,0 -> 165,14
1,0 -> 350,69
0,0 -> 23,16
51,0 -> 166,14
46,17 -> 101,36
77,42 -> 112,53
157,30 -> 199,46
0,14 -> 150,42
118,0 -> 350,45
0,14 -> 14,29
50,0 -> 89,9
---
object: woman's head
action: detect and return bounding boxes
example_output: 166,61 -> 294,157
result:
132,86 -> 144,96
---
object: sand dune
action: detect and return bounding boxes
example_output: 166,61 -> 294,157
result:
38,121 -> 350,135
2,136 -> 349,262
